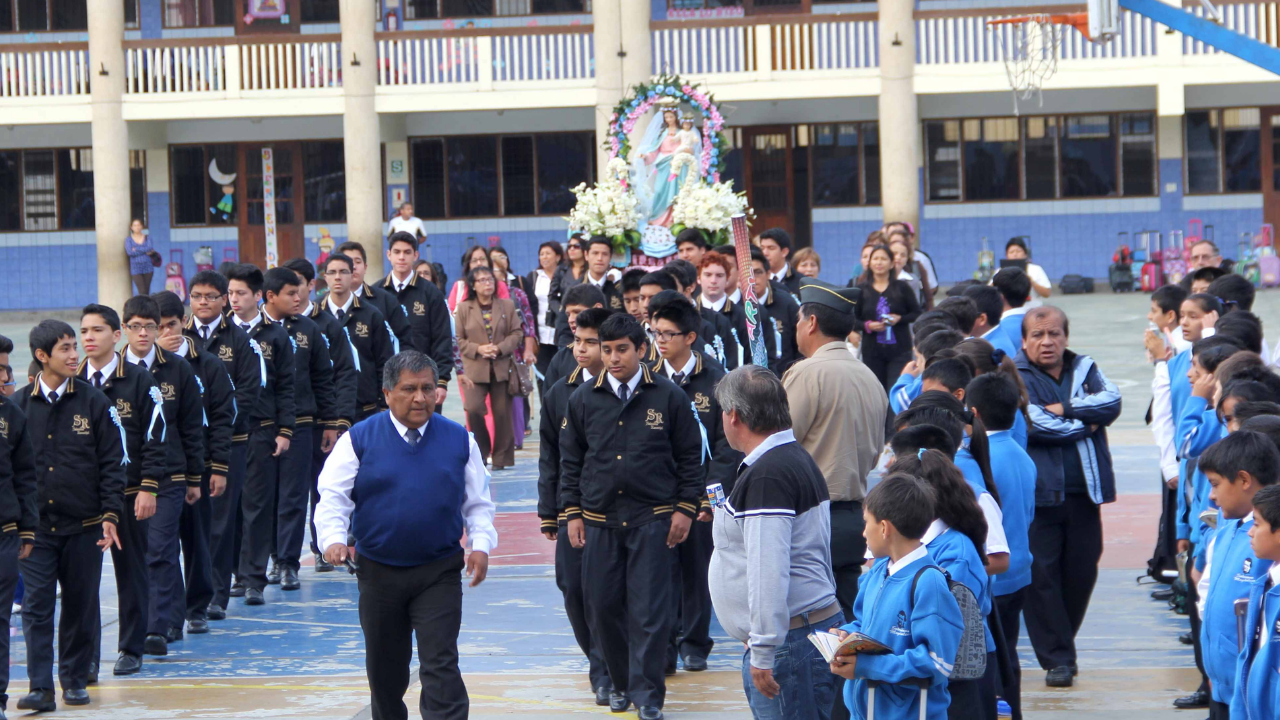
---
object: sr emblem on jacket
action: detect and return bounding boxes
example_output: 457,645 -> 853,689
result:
645,409 -> 664,430
161,383 -> 176,401
259,343 -> 274,360
72,415 -> 91,435
354,322 -> 369,338
693,392 -> 711,413
218,346 -> 234,361
413,302 -> 426,316
0,418 -> 8,438
115,399 -> 133,419
295,332 -> 309,349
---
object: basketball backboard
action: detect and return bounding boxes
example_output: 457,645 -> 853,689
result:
1088,0 -> 1121,42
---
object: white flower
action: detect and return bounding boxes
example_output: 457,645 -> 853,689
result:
671,177 -> 753,236
565,167 -> 641,239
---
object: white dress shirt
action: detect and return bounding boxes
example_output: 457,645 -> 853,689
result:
728,288 -> 741,305
314,413 -> 498,555
700,294 -> 728,313
126,345 -> 158,369
771,262 -> 791,284
234,311 -> 263,333
534,269 -> 555,345
587,271 -> 608,288
327,293 -> 355,316
1149,361 -> 1181,481
888,544 -> 929,576
193,317 -> 219,340
39,375 -> 70,400
387,215 -> 428,239
174,337 -> 191,358
605,370 -> 643,400
390,271 -> 416,294
662,353 -> 697,381
87,354 -> 119,385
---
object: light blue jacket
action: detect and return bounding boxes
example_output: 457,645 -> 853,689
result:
1231,570 -> 1280,719
988,431 -> 1036,595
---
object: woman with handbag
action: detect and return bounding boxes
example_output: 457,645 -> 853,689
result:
454,266 -> 523,470
125,218 -> 159,296
528,241 -> 564,385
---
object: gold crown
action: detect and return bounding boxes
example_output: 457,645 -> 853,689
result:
656,96 -> 680,109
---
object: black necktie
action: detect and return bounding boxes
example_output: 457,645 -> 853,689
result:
618,384 -> 629,402
138,359 -> 148,371
92,371 -> 102,388
47,391 -> 57,404
240,322 -> 250,333
200,325 -> 210,341
672,372 -> 686,385
336,308 -> 346,322
405,427 -> 421,447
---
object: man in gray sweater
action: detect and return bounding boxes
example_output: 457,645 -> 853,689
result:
708,365 -> 842,720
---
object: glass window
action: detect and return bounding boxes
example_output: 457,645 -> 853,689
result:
129,150 -> 146,227
15,0 -> 46,31
125,0 -> 137,26
1119,113 -> 1156,197
23,150 -> 55,231
1061,115 -> 1116,198
446,136 -> 498,218
164,0 -> 234,27
442,0 -> 493,17
171,146 -> 208,225
1223,108 -> 1261,193
863,123 -> 880,205
57,149 -> 94,230
536,133 -> 591,214
51,0 -> 86,30
963,118 -> 1020,201
1023,116 -> 1058,200
301,0 -> 339,22
411,139 -> 446,219
303,141 -> 346,222
530,0 -> 586,12
207,145 -> 237,224
0,152 -> 19,231
0,0 -> 11,32
1185,110 -> 1220,194
810,124 -> 859,207
404,0 -> 439,19
925,120 -> 961,201
501,136 -> 535,216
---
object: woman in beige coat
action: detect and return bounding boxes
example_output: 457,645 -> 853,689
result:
454,266 -> 523,469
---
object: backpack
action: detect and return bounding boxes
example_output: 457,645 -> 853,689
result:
910,565 -> 987,680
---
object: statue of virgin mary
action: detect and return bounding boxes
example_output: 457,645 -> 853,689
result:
631,99 -> 702,228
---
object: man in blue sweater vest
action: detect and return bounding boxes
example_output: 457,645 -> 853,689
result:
315,351 -> 497,720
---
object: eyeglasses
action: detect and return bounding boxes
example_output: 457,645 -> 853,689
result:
126,323 -> 158,333
473,277 -> 495,285
190,292 -> 222,302
653,330 -> 689,342
567,244 -> 581,250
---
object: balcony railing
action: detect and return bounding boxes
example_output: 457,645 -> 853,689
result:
915,8 -> 1157,64
651,14 -> 878,78
1184,0 -> 1280,54
375,26 -> 593,90
0,42 -> 89,98
123,35 -> 342,96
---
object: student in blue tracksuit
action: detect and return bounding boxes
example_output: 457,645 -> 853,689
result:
963,284 -> 1019,362
889,326 -> 963,414
956,339 -> 1029,450
967,373 -> 1037,720
1196,430 -> 1280,718
830,473 -> 964,720
1232,483 -> 1280,719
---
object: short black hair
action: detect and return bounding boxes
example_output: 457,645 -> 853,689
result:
191,269 -> 229,296
1252,484 -> 1280,531
1005,236 -> 1030,256
29,319 -> 76,362
1223,373 -> 1280,405
225,263 -> 265,295
639,271 -> 678,292
889,423 -> 959,459
1186,292 -> 1223,316
0,334 -> 12,355
712,245 -> 737,257
81,303 -> 121,332
992,267 -> 1031,309
1209,273 -> 1256,312
1197,429 -> 1280,486
585,236 -> 614,256
335,240 -> 368,262
962,285 -> 1004,328
598,313 -> 647,349
1194,336 -> 1243,375
282,257 -> 316,284
915,310 -> 960,330
919,328 -> 964,363
922,357 -> 974,393
936,296 -> 979,336
947,279 -> 981,297
1235,401 -> 1280,425
1021,306 -> 1069,339
323,253 -> 354,273
758,228 -> 792,252
649,293 -> 702,336
749,246 -> 766,266
1191,266 -> 1228,285
1242,415 -> 1280,455
263,267 -> 302,298
621,267 -> 647,294
865,472 -> 936,541
152,290 -> 185,321
1215,311 -> 1264,354
388,231 -> 419,252
799,302 -> 855,340
573,307 -> 614,333
966,373 -> 1020,431
676,228 -> 707,249
122,295 -> 161,324
563,283 -> 606,309
665,258 -> 698,290
1152,284 -> 1188,318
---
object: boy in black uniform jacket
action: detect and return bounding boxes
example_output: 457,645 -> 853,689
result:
560,314 -> 703,720
320,254 -> 396,422
261,267 -> 336,590
696,254 -> 779,371
378,233 -> 455,398
0,367 -> 38,714
122,295 -> 205,654
583,237 -> 625,311
537,308 -> 614,704
749,251 -> 801,375
78,305 -> 168,676
225,264 -> 296,606
542,284 -> 606,396
16,320 -> 125,711
335,240 -> 414,354
638,272 -> 730,370
154,290 -> 235,635
647,293 -> 742,674
183,269 -> 262,617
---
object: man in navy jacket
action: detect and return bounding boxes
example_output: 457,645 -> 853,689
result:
1014,306 -> 1121,690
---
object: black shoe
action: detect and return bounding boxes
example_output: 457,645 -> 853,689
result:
1069,663 -> 1078,677
113,652 -> 142,675
87,660 -> 98,685
62,689 -> 89,706
244,587 -> 265,605
314,556 -> 334,573
637,707 -> 664,720
664,660 -> 677,676
267,558 -> 282,585
188,618 -> 210,634
281,566 -> 300,591
144,633 -> 169,656
1151,587 -> 1175,601
17,689 -> 56,711
1045,666 -> 1073,687
0,703 -> 7,719
1173,689 -> 1210,708
1179,631 -> 1193,645
608,691 -> 631,713
229,579 -> 246,598
594,685 -> 612,706
166,626 -> 184,643
683,655 -> 707,672
207,603 -> 227,620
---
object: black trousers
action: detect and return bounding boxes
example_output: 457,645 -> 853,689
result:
21,531 -> 104,691
239,427 -> 281,591
179,469 -> 216,624
308,428 -> 327,557
859,340 -> 911,392
107,498 -> 150,657
210,441 -> 248,607
147,481 -> 185,635
357,551 -> 468,720
582,520 -> 675,709
0,533 -> 22,707
995,589 -> 1026,720
1024,494 -> 1103,670
554,526 -> 610,690
670,517 -> 714,663
276,425 -> 313,568
828,500 -> 866,720
1209,699 -> 1230,719
1187,550 -> 1210,689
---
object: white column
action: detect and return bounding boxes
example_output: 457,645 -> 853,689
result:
341,0 -> 385,280
89,0 -> 131,309
592,0 -> 652,181
878,0 -> 920,231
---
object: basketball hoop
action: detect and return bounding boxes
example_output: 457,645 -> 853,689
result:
987,13 -> 1090,114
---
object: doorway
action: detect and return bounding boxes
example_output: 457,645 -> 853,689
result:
1262,108 -> 1280,234
744,126 -> 794,239
238,142 -> 305,269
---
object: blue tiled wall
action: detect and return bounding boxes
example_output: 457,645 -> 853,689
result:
0,236 -> 97,310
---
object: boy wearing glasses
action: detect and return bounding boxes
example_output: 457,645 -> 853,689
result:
319,254 -> 395,424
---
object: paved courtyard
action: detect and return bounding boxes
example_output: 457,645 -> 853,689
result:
8,287 -> 1280,718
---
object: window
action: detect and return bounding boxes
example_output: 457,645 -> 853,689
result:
808,123 -> 882,207
125,0 -> 137,27
129,150 -> 147,226
407,0 -> 587,17
0,148 -> 142,232
1061,115 -> 1116,198
1185,109 -> 1261,195
963,118 -> 1019,201
171,144 -> 238,226
303,141 -> 346,222
410,132 -> 593,219
57,148 -> 94,230
301,0 -> 339,22
0,152 -> 20,231
1120,113 -> 1156,197
863,124 -> 880,205
164,0 -> 234,28
1023,116 -> 1058,199
925,120 -> 960,201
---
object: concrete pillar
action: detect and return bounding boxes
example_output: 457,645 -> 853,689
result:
341,0 -> 385,280
592,0 -> 652,180
877,0 -> 920,231
89,0 -> 132,311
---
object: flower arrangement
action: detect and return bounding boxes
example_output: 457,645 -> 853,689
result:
669,178 -> 753,247
565,158 -> 642,254
607,73 -> 730,182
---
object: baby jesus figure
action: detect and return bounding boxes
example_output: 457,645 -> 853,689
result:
668,114 -> 700,181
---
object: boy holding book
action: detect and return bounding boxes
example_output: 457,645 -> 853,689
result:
1232,483 -> 1280,718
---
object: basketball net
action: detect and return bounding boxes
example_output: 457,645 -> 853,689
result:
988,13 -> 1089,116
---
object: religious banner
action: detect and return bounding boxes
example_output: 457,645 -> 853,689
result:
730,214 -> 768,368
262,148 -> 278,269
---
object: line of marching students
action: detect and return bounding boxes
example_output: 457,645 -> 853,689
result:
1145,274 -> 1280,719
0,232 -> 454,715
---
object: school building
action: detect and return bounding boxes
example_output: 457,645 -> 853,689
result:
0,0 -> 1277,309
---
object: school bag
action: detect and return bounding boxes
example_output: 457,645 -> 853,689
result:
1139,231 -> 1163,292
1059,274 -> 1092,294
1164,229 -> 1188,286
165,250 -> 188,302
1256,224 -> 1280,288
910,565 -> 987,680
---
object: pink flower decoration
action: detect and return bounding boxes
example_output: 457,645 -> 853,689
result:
682,85 -> 692,94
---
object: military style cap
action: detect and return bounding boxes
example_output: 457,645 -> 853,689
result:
798,282 -> 860,314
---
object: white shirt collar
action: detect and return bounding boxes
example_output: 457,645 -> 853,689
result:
262,306 -> 286,324
888,544 -> 929,576
1001,306 -> 1029,321
729,288 -> 742,304
771,262 -> 790,282
353,284 -> 365,297
302,301 -> 315,317
388,412 -> 428,446
194,316 -> 219,336
986,428 -> 1009,437
663,353 -> 697,380
605,370 -> 643,399
39,374 -> 69,400
392,271 -> 414,292
700,294 -> 727,312
236,310 -> 263,332
921,518 -> 949,546
87,353 -> 119,380
741,428 -> 796,467
1269,563 -> 1280,587
327,293 -> 355,315
579,368 -> 594,383
587,271 -> 607,288
174,337 -> 191,357
758,285 -> 771,304
126,345 -> 158,368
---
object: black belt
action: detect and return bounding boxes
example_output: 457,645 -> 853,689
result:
830,500 -> 863,510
